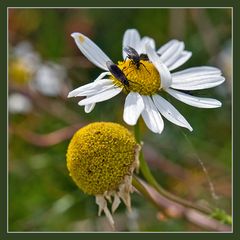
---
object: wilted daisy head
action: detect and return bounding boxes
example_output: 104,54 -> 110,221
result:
68,29 -> 225,134
66,122 -> 140,228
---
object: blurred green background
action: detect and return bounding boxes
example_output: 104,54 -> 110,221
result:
8,8 -> 231,232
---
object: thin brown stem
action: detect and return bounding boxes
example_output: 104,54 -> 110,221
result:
132,176 -> 231,232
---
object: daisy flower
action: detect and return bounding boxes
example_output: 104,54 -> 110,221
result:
68,29 -> 225,133
66,122 -> 140,228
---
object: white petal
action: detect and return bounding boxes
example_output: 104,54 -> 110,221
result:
157,40 -> 192,70
168,51 -> 192,71
160,41 -> 184,66
71,32 -> 111,71
68,79 -> 115,97
141,96 -> 164,133
152,94 -> 193,131
171,66 -> 225,90
112,194 -> 121,213
84,103 -> 96,113
166,88 -> 222,108
96,196 -> 115,228
118,177 -> 132,212
78,87 -> 122,105
94,71 -> 111,81
172,66 -> 221,78
157,39 -> 180,54
146,44 -> 172,89
137,36 -> 156,53
123,92 -> 144,125
171,76 -> 225,90
122,29 -> 141,59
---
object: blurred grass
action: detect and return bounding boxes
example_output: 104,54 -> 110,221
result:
8,8 -> 231,231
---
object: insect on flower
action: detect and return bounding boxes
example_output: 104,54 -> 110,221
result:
106,61 -> 130,87
106,60 -> 142,90
124,46 -> 143,69
124,46 -> 161,69
69,30 -> 225,134
123,46 -> 151,74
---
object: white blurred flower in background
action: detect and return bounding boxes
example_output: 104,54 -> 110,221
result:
12,41 -> 41,73
31,62 -> 67,97
9,93 -> 32,114
9,42 -> 41,85
9,41 -> 68,97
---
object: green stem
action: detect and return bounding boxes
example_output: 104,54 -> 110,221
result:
134,121 -> 211,215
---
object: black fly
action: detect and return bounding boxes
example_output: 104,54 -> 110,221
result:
124,46 -> 162,66
123,46 -> 142,69
106,61 -> 141,89
123,46 -> 153,74
106,61 -> 129,87
139,53 -> 149,61
123,46 -> 143,69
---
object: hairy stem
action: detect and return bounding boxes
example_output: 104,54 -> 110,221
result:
134,121 -> 211,215
132,176 -> 231,231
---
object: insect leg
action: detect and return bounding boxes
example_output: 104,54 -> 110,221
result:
140,62 -> 151,75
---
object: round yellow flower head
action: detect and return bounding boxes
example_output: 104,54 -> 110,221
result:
66,122 -> 140,227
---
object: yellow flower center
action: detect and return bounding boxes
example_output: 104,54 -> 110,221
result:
111,59 -> 161,95
9,60 -> 33,85
66,122 -> 139,195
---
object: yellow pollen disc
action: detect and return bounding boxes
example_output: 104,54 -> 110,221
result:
112,60 -> 161,95
66,122 -> 139,195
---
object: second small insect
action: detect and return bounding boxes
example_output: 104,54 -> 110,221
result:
106,61 -> 130,88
